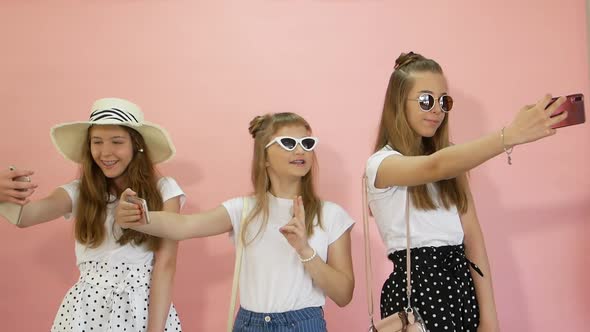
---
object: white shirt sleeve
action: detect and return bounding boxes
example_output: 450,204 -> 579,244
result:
324,202 -> 355,245
59,180 -> 80,220
365,148 -> 402,196
158,177 -> 186,209
221,197 -> 245,235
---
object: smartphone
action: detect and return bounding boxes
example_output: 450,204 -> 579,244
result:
546,93 -> 585,129
9,166 -> 31,192
126,196 -> 150,224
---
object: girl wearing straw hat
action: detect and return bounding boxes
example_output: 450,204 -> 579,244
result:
12,97 -> 185,331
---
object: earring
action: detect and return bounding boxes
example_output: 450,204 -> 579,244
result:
138,148 -> 144,153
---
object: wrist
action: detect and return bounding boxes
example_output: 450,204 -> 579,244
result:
478,320 -> 500,332
501,125 -> 518,148
501,126 -> 516,165
297,246 -> 316,263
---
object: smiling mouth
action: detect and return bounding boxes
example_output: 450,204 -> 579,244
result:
101,160 -> 118,168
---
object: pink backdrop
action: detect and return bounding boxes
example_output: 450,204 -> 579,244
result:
1,1 -> 588,331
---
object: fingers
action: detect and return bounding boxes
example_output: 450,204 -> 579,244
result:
9,169 -> 34,178
280,225 -> 298,235
5,196 -> 29,206
116,189 -> 141,228
297,196 -> 305,222
546,111 -> 568,133
12,181 -> 37,191
534,94 -> 553,111
119,205 -> 141,217
4,169 -> 37,191
281,196 -> 307,244
116,205 -> 142,228
292,196 -> 305,222
118,201 -> 141,214
523,104 -> 535,110
7,188 -> 34,199
120,188 -> 137,202
544,96 -> 566,117
292,196 -> 299,218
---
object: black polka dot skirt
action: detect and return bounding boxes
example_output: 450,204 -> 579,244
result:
51,261 -> 182,331
380,244 -> 483,332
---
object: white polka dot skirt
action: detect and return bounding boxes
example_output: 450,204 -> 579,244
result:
380,244 -> 483,332
51,261 -> 182,332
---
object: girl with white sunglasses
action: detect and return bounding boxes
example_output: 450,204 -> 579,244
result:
116,112 -> 355,331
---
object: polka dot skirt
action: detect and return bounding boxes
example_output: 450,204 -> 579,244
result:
51,261 -> 182,331
380,244 -> 483,332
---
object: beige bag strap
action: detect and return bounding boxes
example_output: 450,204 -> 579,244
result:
363,175 -> 413,325
227,198 -> 249,332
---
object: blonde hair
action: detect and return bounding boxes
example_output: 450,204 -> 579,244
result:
374,52 -> 468,213
243,112 -> 323,244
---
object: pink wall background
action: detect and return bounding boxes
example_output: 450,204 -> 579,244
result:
1,1 -> 589,331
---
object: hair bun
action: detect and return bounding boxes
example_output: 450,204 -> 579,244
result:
248,115 -> 267,138
394,51 -> 422,70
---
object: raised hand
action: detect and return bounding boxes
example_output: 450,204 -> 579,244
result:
0,167 -> 37,205
279,196 -> 313,259
504,94 -> 568,147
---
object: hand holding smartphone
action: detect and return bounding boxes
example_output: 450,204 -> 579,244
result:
126,196 -> 150,224
9,166 -> 31,191
547,93 -> 586,129
0,166 -> 32,225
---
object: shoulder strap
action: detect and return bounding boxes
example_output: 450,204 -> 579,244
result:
227,198 -> 249,332
404,188 -> 412,308
363,175 -> 413,326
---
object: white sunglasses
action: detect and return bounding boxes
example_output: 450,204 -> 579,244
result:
265,136 -> 319,151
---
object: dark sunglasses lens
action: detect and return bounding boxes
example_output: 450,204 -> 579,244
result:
279,138 -> 297,150
301,138 -> 316,150
418,94 -> 434,111
441,95 -> 453,112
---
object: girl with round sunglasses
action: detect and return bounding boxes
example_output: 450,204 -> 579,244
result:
365,52 -> 567,331
116,112 -> 355,331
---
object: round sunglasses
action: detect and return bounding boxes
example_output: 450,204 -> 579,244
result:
265,136 -> 319,151
409,93 -> 454,113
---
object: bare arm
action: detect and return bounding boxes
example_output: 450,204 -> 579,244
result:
375,95 -> 568,188
297,229 -> 354,307
461,185 -> 500,332
280,197 -> 355,307
147,196 -> 180,332
116,188 -> 232,240
18,187 -> 72,228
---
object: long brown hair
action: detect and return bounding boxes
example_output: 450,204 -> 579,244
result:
374,52 -> 468,213
243,112 -> 323,244
75,125 -> 163,251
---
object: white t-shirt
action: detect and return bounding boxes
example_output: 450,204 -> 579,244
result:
365,146 -> 464,254
60,177 -> 186,266
222,194 -> 354,313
